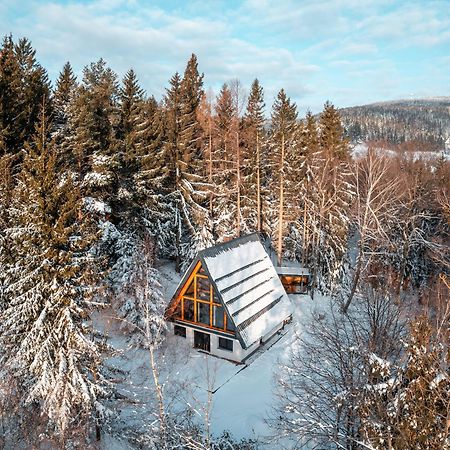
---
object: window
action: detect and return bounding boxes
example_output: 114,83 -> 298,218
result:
174,325 -> 186,337
184,299 -> 194,321
218,337 -> 233,351
197,302 -> 210,325
174,262 -> 234,335
213,305 -> 224,328
196,277 -> 211,300
185,279 -> 194,296
226,315 -> 236,332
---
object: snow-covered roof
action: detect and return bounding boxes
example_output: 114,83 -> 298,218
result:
172,233 -> 292,349
276,266 -> 310,276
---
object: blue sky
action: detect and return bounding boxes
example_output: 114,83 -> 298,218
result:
2,0 -> 450,113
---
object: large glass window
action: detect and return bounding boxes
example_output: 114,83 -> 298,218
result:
184,299 -> 194,321
226,314 -> 236,332
213,305 -> 224,328
197,302 -> 210,325
185,279 -> 194,297
173,301 -> 182,319
197,277 -> 210,301
174,262 -> 234,335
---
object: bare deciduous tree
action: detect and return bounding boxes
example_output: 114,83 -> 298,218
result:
343,149 -> 400,312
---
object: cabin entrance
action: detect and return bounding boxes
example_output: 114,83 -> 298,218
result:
194,331 -> 210,352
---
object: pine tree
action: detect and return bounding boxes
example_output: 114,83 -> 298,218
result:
14,38 -> 52,148
296,111 -> 318,264
319,101 -> 349,160
0,35 -> 21,156
242,79 -> 265,232
360,316 -> 450,449
112,233 -> 165,347
0,36 -> 51,157
0,108 -> 107,436
268,89 -> 298,264
164,56 -> 213,271
212,83 -> 237,241
66,59 -> 120,201
53,62 -> 77,132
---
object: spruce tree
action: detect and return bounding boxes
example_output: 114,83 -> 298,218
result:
0,35 -> 21,156
242,79 -> 265,232
0,108 -> 106,436
319,101 -> 349,159
53,62 -> 77,132
0,36 -> 51,158
66,59 -> 120,201
14,38 -> 52,148
296,111 -> 319,264
212,83 -> 237,241
119,69 -> 145,142
269,89 -> 298,264
164,56 -> 213,271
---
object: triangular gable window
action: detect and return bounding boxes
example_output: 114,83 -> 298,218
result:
166,261 -> 235,334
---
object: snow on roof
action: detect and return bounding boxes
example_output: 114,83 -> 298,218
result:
201,234 -> 292,348
276,266 -> 310,276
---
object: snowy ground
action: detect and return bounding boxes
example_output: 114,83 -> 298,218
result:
101,261 -> 329,447
352,141 -> 450,161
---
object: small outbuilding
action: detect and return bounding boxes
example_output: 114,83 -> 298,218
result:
165,233 -> 292,363
276,264 -> 310,294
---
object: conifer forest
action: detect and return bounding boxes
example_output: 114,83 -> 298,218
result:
0,35 -> 449,449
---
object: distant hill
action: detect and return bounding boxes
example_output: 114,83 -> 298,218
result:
339,97 -> 450,149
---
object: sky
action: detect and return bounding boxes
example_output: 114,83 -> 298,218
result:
2,0 -> 450,114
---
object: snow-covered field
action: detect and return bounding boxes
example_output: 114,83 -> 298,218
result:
100,261 -> 327,447
352,142 -> 450,161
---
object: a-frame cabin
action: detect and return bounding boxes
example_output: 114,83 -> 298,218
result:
165,233 -> 292,363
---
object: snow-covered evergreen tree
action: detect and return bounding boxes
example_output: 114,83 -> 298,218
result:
65,59 -> 120,202
359,316 -> 449,449
241,78 -> 266,233
112,234 -> 165,347
212,83 -> 237,241
163,56 -> 213,271
0,110 -> 107,437
268,89 -> 299,264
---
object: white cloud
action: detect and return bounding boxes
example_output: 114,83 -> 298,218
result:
1,0 -> 448,112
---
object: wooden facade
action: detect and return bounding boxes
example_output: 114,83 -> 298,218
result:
166,261 -> 236,335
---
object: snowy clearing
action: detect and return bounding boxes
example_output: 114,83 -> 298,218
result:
351,142 -> 450,161
101,261 -> 330,447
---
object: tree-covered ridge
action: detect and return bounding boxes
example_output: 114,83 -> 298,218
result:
340,98 -> 450,148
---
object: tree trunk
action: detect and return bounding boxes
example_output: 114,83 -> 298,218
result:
277,133 -> 285,265
342,245 -> 363,313
149,344 -> 167,448
256,132 -> 261,232
208,111 -> 213,213
236,127 -> 241,236
302,199 -> 307,265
